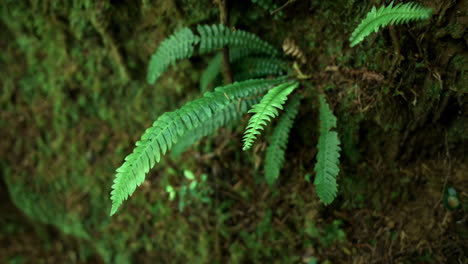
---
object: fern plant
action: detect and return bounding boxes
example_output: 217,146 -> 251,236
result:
349,1 -> 432,47
110,78 -> 285,215
110,24 -> 342,215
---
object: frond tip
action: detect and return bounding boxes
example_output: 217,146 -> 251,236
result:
242,81 -> 299,151
314,95 -> 341,205
349,1 -> 432,47
147,27 -> 200,84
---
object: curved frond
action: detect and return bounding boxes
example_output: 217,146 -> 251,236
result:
264,94 -> 302,185
148,24 -> 280,87
197,24 -> 278,56
242,81 -> 299,151
110,78 -> 286,215
314,95 -> 341,205
147,27 -> 200,84
349,1 -> 432,47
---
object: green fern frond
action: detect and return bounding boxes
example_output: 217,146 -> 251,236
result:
264,94 -> 302,185
314,95 -> 341,205
110,78 -> 286,215
349,1 -> 432,47
148,24 -> 278,87
147,27 -> 200,84
233,57 -> 286,81
197,24 -> 278,56
171,98 -> 260,156
242,81 -> 299,151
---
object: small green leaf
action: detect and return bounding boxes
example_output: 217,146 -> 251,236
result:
304,173 -> 311,183
201,174 -> 207,182
166,185 -> 173,193
443,185 -> 460,211
166,185 -> 176,201
184,170 -> 195,180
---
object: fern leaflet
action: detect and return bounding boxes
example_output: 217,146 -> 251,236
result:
233,57 -> 286,82
314,95 -> 341,204
147,27 -> 200,84
200,49 -> 283,92
110,78 -> 286,215
171,98 -> 260,157
264,94 -> 301,185
349,1 -> 432,47
243,81 -> 299,151
197,24 -> 278,56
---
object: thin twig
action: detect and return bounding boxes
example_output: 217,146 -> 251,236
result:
271,0 -> 295,15
215,0 -> 233,84
213,3 -> 232,255
213,4 -> 231,260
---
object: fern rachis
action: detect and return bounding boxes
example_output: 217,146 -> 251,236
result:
349,1 -> 432,47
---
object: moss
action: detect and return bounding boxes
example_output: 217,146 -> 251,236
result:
0,1 -> 208,263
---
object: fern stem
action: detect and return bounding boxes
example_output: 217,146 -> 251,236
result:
215,0 -> 233,84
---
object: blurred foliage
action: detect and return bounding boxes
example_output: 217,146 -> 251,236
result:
166,170 -> 213,212
0,0 -> 211,262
